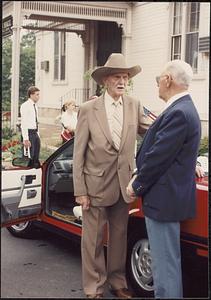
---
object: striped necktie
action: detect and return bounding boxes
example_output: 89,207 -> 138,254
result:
111,101 -> 123,150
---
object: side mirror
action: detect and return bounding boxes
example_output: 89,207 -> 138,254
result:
12,157 -> 31,168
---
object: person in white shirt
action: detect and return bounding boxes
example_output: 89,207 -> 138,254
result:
20,86 -> 40,168
60,99 -> 78,143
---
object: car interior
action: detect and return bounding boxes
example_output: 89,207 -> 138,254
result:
45,136 -> 207,227
44,136 -> 145,226
46,140 -> 82,225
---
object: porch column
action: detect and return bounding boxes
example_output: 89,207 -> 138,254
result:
81,21 -> 96,99
11,1 -> 22,131
89,21 -> 96,97
121,6 -> 132,61
81,22 -> 91,102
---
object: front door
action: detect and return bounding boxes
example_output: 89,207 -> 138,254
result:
95,21 -> 122,95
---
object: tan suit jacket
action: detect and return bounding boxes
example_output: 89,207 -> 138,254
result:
73,94 -> 150,206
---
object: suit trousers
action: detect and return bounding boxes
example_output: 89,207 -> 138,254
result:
28,130 -> 40,167
145,216 -> 183,298
81,194 -> 129,295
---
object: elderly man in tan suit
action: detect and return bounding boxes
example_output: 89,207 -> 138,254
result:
73,53 -> 150,298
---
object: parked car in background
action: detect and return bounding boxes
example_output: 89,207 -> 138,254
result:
1,139 -> 208,297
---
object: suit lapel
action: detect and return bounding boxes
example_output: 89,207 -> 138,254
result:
94,95 -> 114,146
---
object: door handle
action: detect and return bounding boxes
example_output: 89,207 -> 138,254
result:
27,189 -> 37,199
25,175 -> 36,184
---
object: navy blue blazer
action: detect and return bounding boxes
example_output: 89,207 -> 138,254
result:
132,95 -> 201,221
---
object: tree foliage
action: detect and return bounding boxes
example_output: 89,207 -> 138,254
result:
2,37 -> 12,111
2,31 -> 36,112
19,32 -> 36,107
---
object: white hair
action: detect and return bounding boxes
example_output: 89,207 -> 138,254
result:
163,60 -> 193,88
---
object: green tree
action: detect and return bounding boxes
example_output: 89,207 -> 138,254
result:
2,37 -> 12,111
2,31 -> 36,113
19,31 -> 36,109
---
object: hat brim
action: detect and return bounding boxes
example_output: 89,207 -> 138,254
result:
91,65 -> 142,85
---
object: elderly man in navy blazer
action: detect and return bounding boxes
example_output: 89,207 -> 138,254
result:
126,60 -> 201,298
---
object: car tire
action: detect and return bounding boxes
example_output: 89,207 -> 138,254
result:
127,233 -> 154,297
7,221 -> 38,239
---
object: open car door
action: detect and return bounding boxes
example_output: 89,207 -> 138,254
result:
1,164 -> 42,227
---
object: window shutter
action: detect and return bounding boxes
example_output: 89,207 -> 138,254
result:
199,37 -> 210,52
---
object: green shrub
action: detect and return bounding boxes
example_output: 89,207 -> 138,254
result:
136,135 -> 144,153
2,127 -> 16,140
39,147 -> 55,162
2,139 -> 22,160
198,136 -> 208,156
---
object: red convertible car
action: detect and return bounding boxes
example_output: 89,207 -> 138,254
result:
1,138 -> 208,297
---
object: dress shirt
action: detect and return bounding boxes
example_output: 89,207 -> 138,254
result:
165,91 -> 189,109
20,98 -> 39,140
104,91 -> 123,140
61,110 -> 78,130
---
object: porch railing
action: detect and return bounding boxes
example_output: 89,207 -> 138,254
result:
59,88 -> 90,108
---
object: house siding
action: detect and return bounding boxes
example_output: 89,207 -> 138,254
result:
36,31 -> 84,111
129,2 -> 170,114
129,2 -> 209,137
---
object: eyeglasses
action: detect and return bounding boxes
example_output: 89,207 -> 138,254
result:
155,75 -> 168,84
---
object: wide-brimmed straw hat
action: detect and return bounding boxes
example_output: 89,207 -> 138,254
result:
91,53 -> 142,85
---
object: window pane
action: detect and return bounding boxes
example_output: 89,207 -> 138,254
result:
60,32 -> 66,80
60,56 -> 65,80
173,3 -> 182,34
174,2 -> 182,16
56,141 -> 74,160
54,58 -> 59,80
173,16 -> 182,34
171,36 -> 181,60
54,32 -> 59,80
186,2 -> 200,32
190,12 -> 199,32
185,32 -> 198,73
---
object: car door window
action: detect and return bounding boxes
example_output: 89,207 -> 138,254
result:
55,142 -> 74,160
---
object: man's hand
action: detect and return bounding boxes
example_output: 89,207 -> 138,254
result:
195,165 -> 205,178
75,195 -> 90,210
23,140 -> 31,148
126,175 -> 137,201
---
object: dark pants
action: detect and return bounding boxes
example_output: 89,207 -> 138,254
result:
28,130 -> 40,168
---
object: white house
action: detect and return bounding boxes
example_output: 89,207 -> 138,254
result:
35,2 -> 210,137
35,30 -> 85,124
3,1 -> 210,136
128,2 -> 209,138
